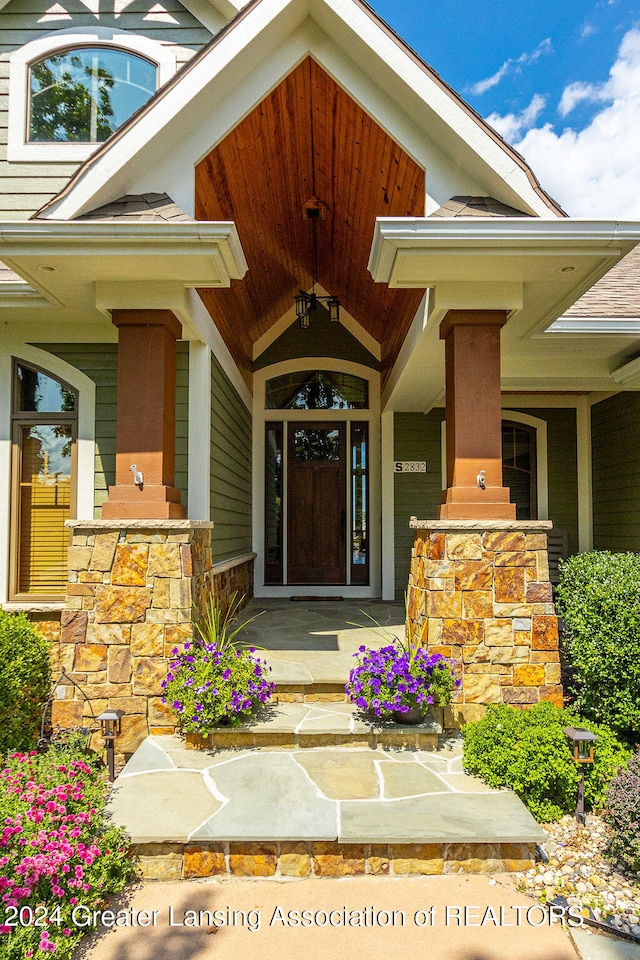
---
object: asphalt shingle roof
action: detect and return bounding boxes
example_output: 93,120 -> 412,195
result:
75,193 -> 193,222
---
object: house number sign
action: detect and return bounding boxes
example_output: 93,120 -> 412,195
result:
394,461 -> 427,473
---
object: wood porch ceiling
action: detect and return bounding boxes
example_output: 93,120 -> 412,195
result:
195,58 -> 426,386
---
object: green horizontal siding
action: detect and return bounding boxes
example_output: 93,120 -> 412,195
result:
0,0 -> 214,219
592,393 -> 640,551
36,341 -> 188,516
393,411 -> 445,600
175,342 -> 189,508
392,407 -> 580,600
210,354 -> 252,563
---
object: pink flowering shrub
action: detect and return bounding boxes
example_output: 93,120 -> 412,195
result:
0,747 -> 136,959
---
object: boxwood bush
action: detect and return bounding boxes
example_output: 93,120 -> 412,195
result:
555,551 -> 640,741
0,612 -> 51,756
462,701 -> 631,822
604,751 -> 640,875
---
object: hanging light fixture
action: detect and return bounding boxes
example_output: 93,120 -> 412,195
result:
295,214 -> 341,328
293,82 -> 340,328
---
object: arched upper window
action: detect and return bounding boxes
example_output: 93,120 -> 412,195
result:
265,371 -> 369,410
29,47 -> 156,143
8,28 -> 176,161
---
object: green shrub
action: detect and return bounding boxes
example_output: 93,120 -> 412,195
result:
462,701 -> 631,822
555,551 -> 640,740
0,612 -> 51,756
604,751 -> 640,875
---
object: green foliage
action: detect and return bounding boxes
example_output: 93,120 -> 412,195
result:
162,594 -> 274,732
462,702 -> 631,822
555,551 -> 640,739
604,751 -> 640,875
30,54 -> 114,143
0,612 -> 51,756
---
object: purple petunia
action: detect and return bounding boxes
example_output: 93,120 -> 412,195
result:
345,641 -> 458,718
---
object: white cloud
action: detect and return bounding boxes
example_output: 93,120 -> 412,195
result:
489,28 -> 640,216
469,39 -> 552,95
558,81 -> 601,116
486,94 -> 546,141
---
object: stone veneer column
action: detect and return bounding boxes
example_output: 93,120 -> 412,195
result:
406,519 -> 562,725
439,310 -> 515,520
52,520 -> 214,759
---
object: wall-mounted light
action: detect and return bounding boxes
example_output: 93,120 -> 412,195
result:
130,464 -> 144,486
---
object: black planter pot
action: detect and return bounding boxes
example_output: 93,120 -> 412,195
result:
392,706 -> 425,725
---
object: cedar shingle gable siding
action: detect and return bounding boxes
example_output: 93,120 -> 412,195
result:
0,0 -> 213,220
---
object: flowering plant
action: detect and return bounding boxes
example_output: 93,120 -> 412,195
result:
0,746 -> 136,959
346,644 -> 459,718
345,613 -> 460,719
162,594 -> 274,732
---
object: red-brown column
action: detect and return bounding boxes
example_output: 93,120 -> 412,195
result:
438,309 -> 515,520
102,309 -> 187,519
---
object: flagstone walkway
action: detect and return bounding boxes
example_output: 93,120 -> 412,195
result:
236,598 -> 406,652
107,733 -> 545,879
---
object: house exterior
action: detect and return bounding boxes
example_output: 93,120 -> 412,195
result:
2,0 -> 640,745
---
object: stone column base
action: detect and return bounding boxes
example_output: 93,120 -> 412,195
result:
407,519 -> 562,724
51,521 -> 255,759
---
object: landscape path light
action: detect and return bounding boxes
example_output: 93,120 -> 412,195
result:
563,726 -> 598,825
97,709 -> 125,781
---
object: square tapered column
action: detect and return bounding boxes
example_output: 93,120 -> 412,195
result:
439,309 -> 515,520
102,309 -> 187,519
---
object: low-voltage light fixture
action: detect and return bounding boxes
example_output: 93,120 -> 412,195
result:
563,726 -> 597,824
98,709 -> 125,781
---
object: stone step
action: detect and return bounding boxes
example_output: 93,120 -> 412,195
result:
183,700 -> 442,751
109,734 -> 546,880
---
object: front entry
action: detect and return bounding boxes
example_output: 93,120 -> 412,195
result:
287,422 -> 346,584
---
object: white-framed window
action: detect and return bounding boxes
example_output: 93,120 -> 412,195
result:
8,27 -> 177,162
0,344 -> 95,606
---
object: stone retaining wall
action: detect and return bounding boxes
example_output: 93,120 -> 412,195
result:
49,521 -> 254,757
406,520 -> 562,724
134,840 -> 537,880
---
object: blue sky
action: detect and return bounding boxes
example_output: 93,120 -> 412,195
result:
372,0 -> 640,217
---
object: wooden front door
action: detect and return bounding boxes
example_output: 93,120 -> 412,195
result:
287,422 -> 346,584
